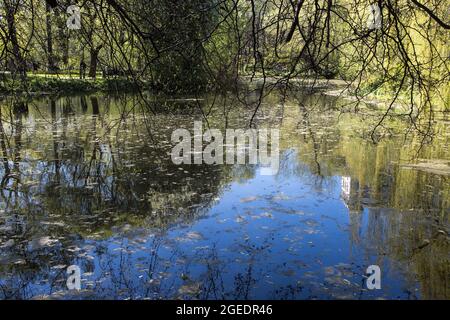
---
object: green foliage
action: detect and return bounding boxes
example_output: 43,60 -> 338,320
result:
0,76 -> 139,95
144,0 -> 216,93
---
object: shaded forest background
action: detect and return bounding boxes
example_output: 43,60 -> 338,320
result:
0,0 -> 449,130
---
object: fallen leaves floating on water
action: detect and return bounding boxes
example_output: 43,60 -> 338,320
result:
178,282 -> 202,296
240,196 -> 258,203
28,236 -> 59,250
185,231 -> 204,241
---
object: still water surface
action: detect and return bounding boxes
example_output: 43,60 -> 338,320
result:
0,92 -> 448,299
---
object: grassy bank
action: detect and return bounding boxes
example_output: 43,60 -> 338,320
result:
0,74 -> 141,96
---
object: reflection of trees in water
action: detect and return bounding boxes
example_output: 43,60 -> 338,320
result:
0,236 -> 95,299
334,140 -> 449,299
277,95 -> 449,299
0,95 -> 232,228
70,236 -> 273,300
0,101 -> 26,200
357,207 -> 449,299
0,95 -> 260,299
0,92 -> 448,299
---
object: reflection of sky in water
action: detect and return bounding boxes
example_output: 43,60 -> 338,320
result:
0,95 -> 447,300
13,151 -> 415,300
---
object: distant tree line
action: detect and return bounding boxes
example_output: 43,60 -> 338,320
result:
0,0 -> 448,131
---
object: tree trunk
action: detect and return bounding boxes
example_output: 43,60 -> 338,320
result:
89,46 -> 103,78
57,10 -> 70,66
80,96 -> 88,112
4,0 -> 27,80
90,96 -> 100,115
46,3 -> 57,72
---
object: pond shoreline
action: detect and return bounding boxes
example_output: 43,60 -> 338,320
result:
0,76 -> 142,98
0,76 -> 444,117
0,75 -> 350,99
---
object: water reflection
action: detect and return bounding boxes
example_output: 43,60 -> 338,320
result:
0,92 -> 448,299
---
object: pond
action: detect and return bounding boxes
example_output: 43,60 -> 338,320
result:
0,91 -> 448,299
